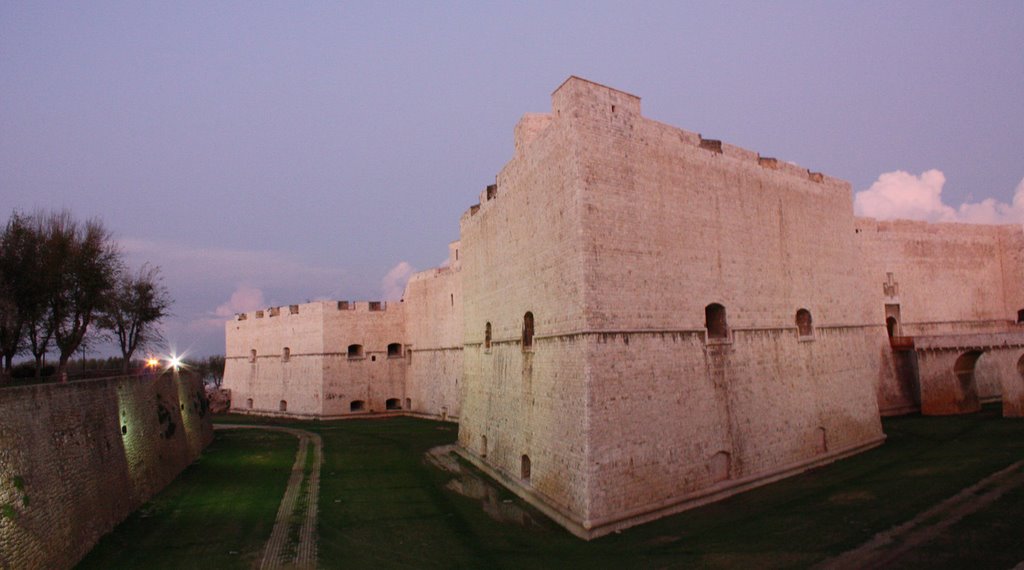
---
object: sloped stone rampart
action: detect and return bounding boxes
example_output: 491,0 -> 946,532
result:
0,373 -> 213,570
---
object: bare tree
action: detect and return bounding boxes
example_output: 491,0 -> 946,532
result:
46,214 -> 120,381
101,264 -> 172,372
0,213 -> 48,379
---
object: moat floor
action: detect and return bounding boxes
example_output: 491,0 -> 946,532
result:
78,407 -> 1024,569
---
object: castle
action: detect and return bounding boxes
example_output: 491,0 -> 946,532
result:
223,77 -> 1024,538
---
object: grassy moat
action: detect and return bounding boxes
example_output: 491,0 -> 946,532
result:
78,407 -> 1024,569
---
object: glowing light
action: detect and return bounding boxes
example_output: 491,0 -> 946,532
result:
169,356 -> 182,370
146,358 -> 160,368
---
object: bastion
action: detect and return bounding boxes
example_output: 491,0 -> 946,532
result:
222,76 -> 1024,538
0,373 -> 214,569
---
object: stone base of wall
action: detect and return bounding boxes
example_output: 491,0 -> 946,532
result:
227,409 -> 458,423
456,434 -> 886,540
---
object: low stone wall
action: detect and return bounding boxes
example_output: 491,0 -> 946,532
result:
0,373 -> 214,570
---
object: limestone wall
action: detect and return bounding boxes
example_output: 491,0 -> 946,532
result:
224,301 -> 328,416
854,219 -> 1024,411
586,328 -> 884,525
459,85 -> 594,519
0,373 -> 213,570
855,219 -> 1021,331
222,259 -> 466,420
404,246 -> 463,418
458,77 -> 886,536
322,301 -> 406,416
563,77 -> 885,529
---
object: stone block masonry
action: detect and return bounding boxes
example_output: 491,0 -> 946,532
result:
0,373 -> 213,570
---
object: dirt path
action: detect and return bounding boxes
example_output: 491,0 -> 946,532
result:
817,460 -> 1024,569
215,424 -> 322,570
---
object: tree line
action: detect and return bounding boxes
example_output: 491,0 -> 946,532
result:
0,210 -> 171,382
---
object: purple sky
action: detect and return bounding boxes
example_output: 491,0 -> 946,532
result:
2,2 -> 1022,357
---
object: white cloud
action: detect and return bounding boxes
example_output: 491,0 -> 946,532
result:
381,261 -> 416,300
853,169 -> 956,222
855,170 -> 1024,226
214,285 -> 265,318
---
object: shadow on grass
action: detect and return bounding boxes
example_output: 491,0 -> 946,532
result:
76,429 -> 297,570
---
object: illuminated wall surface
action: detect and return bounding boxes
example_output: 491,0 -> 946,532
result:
0,374 -> 213,570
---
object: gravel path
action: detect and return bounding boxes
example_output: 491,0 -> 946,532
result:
817,460 -> 1024,569
214,424 -> 322,570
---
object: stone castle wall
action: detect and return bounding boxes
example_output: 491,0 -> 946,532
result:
224,301 -> 328,416
855,218 -> 1023,333
458,88 -> 593,520
454,77 -> 886,535
0,373 -> 213,570
854,219 -> 1024,411
224,270 -> 465,419
403,243 -> 464,418
321,301 -> 407,415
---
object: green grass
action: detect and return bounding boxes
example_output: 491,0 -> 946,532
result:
76,429 -> 297,570
305,409 -> 1024,569
78,408 -> 1024,569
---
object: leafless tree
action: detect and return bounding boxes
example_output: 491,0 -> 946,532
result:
45,213 -> 121,381
0,213 -> 48,379
100,264 -> 172,372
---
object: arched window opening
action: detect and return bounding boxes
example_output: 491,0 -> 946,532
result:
521,454 -> 531,481
709,451 -> 730,483
387,343 -> 402,358
705,303 -> 728,339
386,398 -> 401,410
522,312 -> 535,350
347,344 -> 364,359
484,322 -> 492,350
246,398 -> 253,409
279,400 -> 287,412
1018,309 -> 1024,323
249,349 -> 257,363
796,309 -> 813,337
1017,354 -> 1024,382
886,317 -> 898,338
282,347 -> 290,362
885,304 -> 901,337
350,400 -> 365,412
954,351 -> 983,387
481,435 -> 488,457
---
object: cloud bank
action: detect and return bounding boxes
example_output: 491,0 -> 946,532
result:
381,261 -> 416,300
214,285 -> 266,318
854,170 -> 1024,226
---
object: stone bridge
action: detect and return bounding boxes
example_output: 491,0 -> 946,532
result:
910,332 -> 1024,417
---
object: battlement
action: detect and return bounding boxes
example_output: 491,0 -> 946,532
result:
235,299 -> 397,322
464,77 -> 847,228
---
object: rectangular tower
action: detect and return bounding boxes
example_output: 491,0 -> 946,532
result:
458,77 -> 887,538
